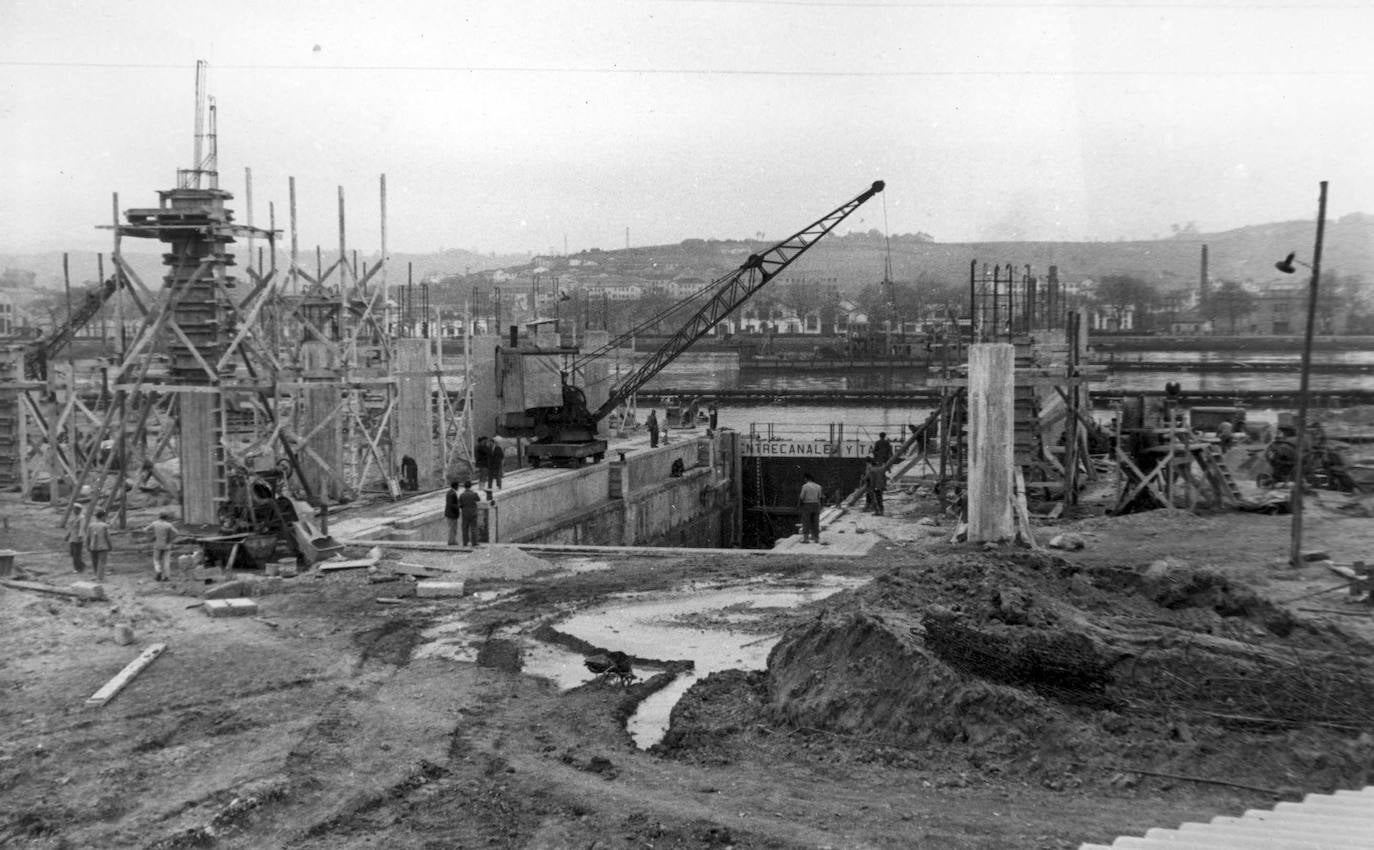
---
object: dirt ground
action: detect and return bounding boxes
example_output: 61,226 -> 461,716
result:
2,481 -> 1373,850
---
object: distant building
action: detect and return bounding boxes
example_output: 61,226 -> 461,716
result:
1169,312 -> 1213,335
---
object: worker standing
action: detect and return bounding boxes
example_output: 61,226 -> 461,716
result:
143,511 -> 179,582
487,439 -> 505,499
66,503 -> 87,574
1218,420 -> 1235,454
458,481 -> 482,546
865,460 -> 887,516
475,437 -> 493,491
86,509 -> 113,582
444,480 -> 462,546
647,410 -> 660,448
872,432 -> 893,467
798,473 -> 824,544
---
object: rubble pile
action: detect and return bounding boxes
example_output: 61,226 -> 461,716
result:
663,552 -> 1374,791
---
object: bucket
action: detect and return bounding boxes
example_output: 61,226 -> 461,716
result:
0,549 -> 15,578
114,624 -> 135,645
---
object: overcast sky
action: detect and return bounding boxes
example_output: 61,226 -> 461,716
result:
3,0 -> 1372,257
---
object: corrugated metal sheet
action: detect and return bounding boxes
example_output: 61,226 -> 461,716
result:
1080,786 -> 1374,849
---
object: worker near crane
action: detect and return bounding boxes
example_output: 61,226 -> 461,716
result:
457,481 -> 482,546
445,480 -> 462,546
798,473 -> 824,544
647,410 -> 660,448
475,437 -> 493,490
486,439 -> 505,499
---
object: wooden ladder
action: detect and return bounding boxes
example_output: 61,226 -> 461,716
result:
1202,444 -> 1245,503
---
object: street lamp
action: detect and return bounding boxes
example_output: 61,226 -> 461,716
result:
1274,180 -> 1328,569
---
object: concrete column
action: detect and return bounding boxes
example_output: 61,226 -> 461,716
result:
968,343 -> 1015,542
394,338 -> 439,490
299,340 -> 343,503
179,392 -> 222,525
467,335 -> 500,441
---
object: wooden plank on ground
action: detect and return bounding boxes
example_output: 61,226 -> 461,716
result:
316,546 -> 383,572
86,643 -> 167,708
1,579 -> 88,599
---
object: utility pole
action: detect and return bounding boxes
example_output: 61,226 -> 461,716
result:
1289,181 -> 1327,568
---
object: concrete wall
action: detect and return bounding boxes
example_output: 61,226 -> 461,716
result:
622,466 -> 721,546
346,432 -> 739,549
624,440 -> 702,495
488,463 -> 610,542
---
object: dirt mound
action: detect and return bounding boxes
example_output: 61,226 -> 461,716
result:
459,546 -> 555,580
769,611 -> 1057,751
664,552 -> 1374,791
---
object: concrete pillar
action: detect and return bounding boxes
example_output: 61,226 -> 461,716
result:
394,338 -> 439,490
179,392 -> 222,525
967,343 -> 1015,542
467,335 -> 500,441
299,339 -> 343,503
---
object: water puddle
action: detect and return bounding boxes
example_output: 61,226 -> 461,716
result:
408,574 -> 868,749
555,575 -> 867,748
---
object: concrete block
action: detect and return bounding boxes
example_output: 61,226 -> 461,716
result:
416,580 -> 466,598
203,598 -> 259,617
70,581 -> 106,600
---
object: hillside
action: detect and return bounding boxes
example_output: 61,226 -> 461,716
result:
4,214 -> 1370,296
0,248 -> 532,292
782,212 -> 1374,291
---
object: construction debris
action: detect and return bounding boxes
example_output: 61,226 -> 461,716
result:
1,578 -> 106,601
85,643 -> 166,708
315,546 -> 383,572
416,580 -> 466,598
203,599 -> 260,618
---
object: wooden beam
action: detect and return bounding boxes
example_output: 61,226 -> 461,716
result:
85,643 -> 166,708
1,579 -> 90,598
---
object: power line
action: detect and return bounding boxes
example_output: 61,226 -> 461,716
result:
0,60 -> 1369,77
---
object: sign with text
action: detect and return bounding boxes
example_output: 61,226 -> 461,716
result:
742,439 -> 874,459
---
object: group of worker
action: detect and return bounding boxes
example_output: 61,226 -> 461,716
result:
64,503 -> 181,582
796,431 -> 896,544
645,405 -> 719,448
444,436 -> 508,546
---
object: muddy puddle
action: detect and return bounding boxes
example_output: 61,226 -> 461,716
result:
412,574 -> 867,747
554,575 -> 868,748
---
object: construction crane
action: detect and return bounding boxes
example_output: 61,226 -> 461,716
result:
504,180 -> 885,466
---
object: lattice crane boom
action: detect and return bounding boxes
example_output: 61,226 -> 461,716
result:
584,180 -> 884,424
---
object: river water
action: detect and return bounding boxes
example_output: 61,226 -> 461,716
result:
636,351 -> 1374,438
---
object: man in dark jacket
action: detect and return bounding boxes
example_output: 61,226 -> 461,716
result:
487,439 -> 505,496
865,460 -> 887,516
458,481 -> 482,546
872,432 -> 894,467
475,437 -> 493,490
444,480 -> 461,546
